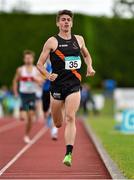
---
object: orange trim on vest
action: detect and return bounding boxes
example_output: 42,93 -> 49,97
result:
71,70 -> 81,81
55,49 -> 65,60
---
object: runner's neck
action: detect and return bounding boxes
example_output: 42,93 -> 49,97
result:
24,64 -> 34,72
58,32 -> 72,40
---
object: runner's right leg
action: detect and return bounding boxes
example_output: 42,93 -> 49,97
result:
20,110 -> 31,143
50,96 -> 64,128
23,110 -> 35,143
27,110 -> 35,135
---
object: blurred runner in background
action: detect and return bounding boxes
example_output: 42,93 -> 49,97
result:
13,50 -> 43,143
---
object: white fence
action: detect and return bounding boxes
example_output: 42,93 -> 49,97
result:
87,94 -> 105,111
114,88 -> 134,121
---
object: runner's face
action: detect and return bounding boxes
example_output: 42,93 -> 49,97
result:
57,15 -> 72,33
24,54 -> 34,65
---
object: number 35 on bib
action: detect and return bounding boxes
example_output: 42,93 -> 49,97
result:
65,56 -> 81,70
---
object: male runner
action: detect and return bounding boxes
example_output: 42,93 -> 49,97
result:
13,50 -> 42,143
37,10 -> 95,166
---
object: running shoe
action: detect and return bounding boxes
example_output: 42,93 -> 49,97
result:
23,136 -> 31,144
63,153 -> 72,167
51,134 -> 58,141
51,127 -> 58,141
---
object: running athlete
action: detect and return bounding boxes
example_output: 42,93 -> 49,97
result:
42,60 -> 58,140
37,10 -> 95,166
13,50 -> 42,143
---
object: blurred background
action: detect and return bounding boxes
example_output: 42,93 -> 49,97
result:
0,0 -> 134,178
0,0 -> 134,115
0,0 -> 134,88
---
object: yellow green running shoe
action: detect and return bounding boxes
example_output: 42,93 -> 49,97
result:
63,153 -> 72,167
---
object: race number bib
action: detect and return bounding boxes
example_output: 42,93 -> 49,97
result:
25,81 -> 34,91
65,56 -> 81,70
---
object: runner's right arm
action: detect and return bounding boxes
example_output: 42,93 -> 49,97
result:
37,37 -> 58,81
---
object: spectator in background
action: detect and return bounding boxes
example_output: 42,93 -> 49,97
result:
0,86 -> 13,115
0,86 -> 8,117
81,83 -> 98,115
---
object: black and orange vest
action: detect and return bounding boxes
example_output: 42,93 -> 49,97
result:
50,34 -> 82,88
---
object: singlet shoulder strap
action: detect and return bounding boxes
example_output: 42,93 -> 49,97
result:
72,34 -> 80,49
54,34 -> 61,41
20,65 -> 25,74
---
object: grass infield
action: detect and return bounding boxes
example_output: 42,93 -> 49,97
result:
87,98 -> 134,179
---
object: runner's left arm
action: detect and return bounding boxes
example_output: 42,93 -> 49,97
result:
80,36 -> 95,77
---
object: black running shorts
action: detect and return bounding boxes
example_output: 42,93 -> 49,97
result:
20,93 -> 36,111
50,85 -> 80,100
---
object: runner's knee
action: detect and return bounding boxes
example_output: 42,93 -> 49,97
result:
54,121 -> 62,128
65,113 -> 75,123
55,123 -> 62,128
53,118 -> 62,128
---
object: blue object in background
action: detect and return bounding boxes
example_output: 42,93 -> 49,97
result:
121,110 -> 134,134
104,79 -> 116,90
46,115 -> 52,128
103,79 -> 117,98
43,62 -> 52,91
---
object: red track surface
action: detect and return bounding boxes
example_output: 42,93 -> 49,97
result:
0,117 -> 16,126
0,117 -> 111,179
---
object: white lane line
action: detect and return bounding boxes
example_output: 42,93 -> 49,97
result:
0,121 -> 22,134
0,127 -> 47,176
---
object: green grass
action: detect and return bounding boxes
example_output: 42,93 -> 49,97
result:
87,99 -> 134,179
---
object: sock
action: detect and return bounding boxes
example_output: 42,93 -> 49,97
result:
65,145 -> 73,155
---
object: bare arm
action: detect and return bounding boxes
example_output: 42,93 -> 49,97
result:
81,38 -> 92,67
12,67 -> 21,97
76,35 -> 95,77
36,37 -> 58,81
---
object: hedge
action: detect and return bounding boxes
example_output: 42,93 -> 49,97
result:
0,13 -> 133,87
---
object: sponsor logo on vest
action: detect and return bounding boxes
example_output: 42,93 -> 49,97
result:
59,44 -> 68,47
53,92 -> 61,99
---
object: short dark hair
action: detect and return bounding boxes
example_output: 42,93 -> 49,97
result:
23,50 -> 35,58
56,10 -> 73,22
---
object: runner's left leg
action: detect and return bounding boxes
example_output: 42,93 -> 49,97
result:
63,91 -> 80,166
64,91 -> 80,145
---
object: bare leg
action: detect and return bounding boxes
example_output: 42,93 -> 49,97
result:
63,91 -> 80,166
50,96 -> 64,128
64,91 -> 80,145
20,110 -> 34,143
20,110 -> 27,121
26,110 -> 35,136
36,99 -> 44,121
